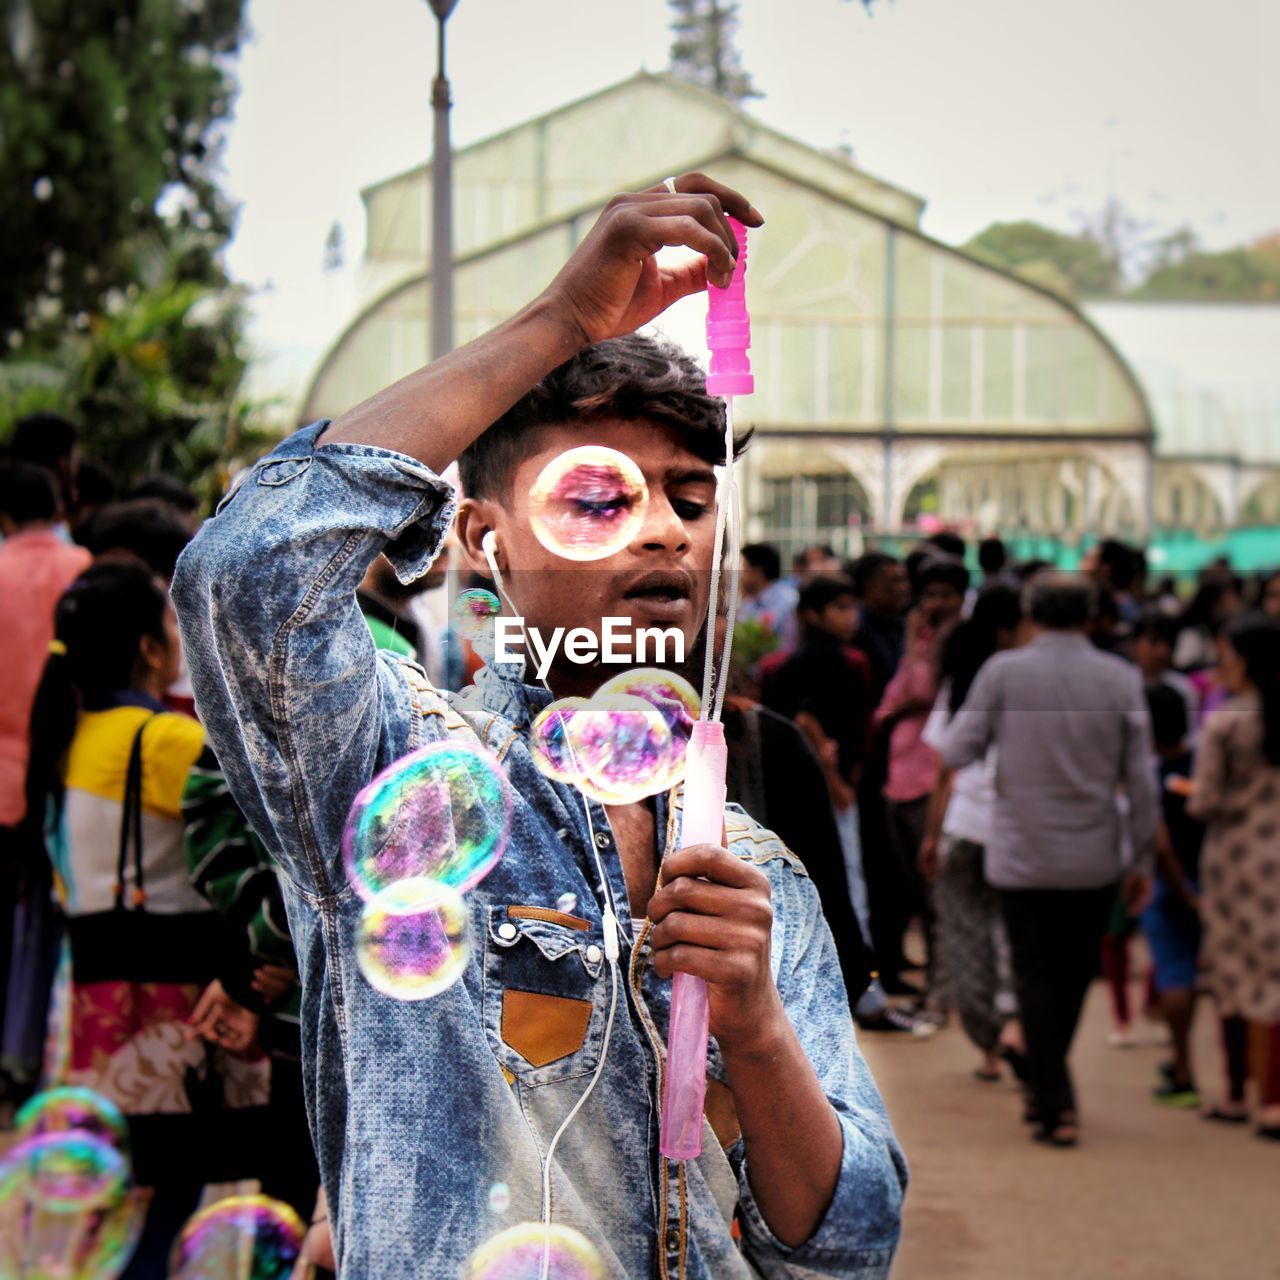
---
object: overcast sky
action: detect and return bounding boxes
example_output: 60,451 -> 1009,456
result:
220,0 -> 1280,380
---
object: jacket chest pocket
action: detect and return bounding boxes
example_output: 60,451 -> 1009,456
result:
483,905 -> 607,1086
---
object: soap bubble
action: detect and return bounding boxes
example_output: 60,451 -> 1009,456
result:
487,1182 -> 511,1214
597,669 -> 700,786
455,588 -> 501,642
356,876 -> 470,1000
343,741 -> 513,901
554,892 -> 578,915
529,446 -> 648,562
0,1131 -> 127,1214
16,1086 -> 130,1156
0,1183 -> 144,1278
530,699 -> 590,785
170,1194 -> 303,1280
464,1221 -> 605,1280
568,694 -> 673,805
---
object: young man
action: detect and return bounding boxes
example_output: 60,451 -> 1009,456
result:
173,173 -> 905,1278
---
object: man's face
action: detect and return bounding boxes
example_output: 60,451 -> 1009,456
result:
465,419 -> 718,691
805,595 -> 858,643
1134,632 -> 1171,679
866,562 -> 910,617
740,557 -> 767,597
920,582 -> 963,625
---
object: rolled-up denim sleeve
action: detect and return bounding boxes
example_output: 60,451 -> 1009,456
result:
171,422 -> 457,897
737,875 -> 907,1279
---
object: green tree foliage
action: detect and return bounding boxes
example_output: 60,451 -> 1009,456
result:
1132,230 -> 1280,303
0,0 -> 260,505
963,220 -> 1121,298
668,0 -> 760,104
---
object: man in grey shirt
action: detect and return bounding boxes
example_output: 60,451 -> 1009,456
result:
940,574 -> 1157,1147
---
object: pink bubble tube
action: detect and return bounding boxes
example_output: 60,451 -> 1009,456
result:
660,720 -> 728,1159
703,215 -> 754,398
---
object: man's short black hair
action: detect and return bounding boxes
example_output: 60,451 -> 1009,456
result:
0,461 -> 58,524
128,474 -> 199,513
917,553 -> 970,596
1028,573 -> 1096,629
83,499 -> 193,582
8,412 -> 78,472
847,550 -> 898,598
742,543 -> 781,582
924,531 -> 966,560
978,537 -> 1007,575
1097,539 -> 1138,591
458,333 -> 745,499
798,573 -> 855,616
1133,607 -> 1178,648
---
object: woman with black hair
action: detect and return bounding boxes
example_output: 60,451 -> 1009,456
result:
26,561 -> 269,1274
921,584 -> 1026,1079
1189,612 -> 1280,1140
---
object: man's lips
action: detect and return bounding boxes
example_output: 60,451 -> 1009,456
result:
621,570 -> 696,623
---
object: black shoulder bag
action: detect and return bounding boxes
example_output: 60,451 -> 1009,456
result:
68,716 -> 223,986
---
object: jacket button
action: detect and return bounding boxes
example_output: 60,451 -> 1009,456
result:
585,944 -> 602,964
594,831 -> 610,849
665,1227 -> 681,1253
497,922 -> 518,941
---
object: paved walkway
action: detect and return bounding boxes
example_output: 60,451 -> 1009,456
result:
861,982 -> 1278,1280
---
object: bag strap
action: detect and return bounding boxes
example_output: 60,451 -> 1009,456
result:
115,714 -> 159,912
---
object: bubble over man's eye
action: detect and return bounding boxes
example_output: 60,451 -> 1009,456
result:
528,446 -> 649,562
356,876 -> 470,1001
343,742 -> 513,901
464,1221 -> 606,1280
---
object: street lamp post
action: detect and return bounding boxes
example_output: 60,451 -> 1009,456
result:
428,0 -> 458,361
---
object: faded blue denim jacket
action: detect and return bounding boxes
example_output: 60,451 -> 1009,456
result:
172,423 -> 906,1279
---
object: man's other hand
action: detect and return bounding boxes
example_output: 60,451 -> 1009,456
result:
541,172 -> 763,348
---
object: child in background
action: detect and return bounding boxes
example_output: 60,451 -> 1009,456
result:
1141,684 -> 1205,1106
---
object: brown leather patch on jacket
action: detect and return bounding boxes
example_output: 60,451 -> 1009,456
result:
704,1078 -> 741,1149
501,989 -> 592,1067
507,905 -> 590,932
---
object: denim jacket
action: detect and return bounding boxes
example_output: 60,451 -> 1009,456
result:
172,423 -> 906,1279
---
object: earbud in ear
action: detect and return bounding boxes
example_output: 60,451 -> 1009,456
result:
480,530 -> 505,597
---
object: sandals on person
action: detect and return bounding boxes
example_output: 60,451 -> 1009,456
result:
1202,1106 -> 1250,1125
1000,1046 -> 1031,1085
1033,1115 -> 1079,1148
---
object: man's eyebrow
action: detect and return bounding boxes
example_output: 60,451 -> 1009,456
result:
665,467 -> 717,487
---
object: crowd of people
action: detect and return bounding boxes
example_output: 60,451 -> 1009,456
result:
2,398 -> 1278,1275
738,532 -> 1280,1148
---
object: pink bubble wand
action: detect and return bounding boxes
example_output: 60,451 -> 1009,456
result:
660,216 -> 753,1161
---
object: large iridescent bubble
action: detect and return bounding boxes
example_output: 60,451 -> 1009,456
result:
567,694 -> 673,805
16,1086 -> 130,1157
464,1222 -> 606,1280
0,1131 -> 128,1215
169,1194 -> 304,1280
528,446 -> 648,562
343,742 -> 513,901
596,669 -> 700,787
0,1187 -> 144,1279
455,588 -> 501,642
356,875 -> 470,1001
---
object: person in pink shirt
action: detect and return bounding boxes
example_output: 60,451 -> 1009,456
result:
876,553 -> 968,1000
0,462 -> 92,828
0,461 -> 91,1098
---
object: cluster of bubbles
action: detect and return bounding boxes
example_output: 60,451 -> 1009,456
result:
528,447 -> 649,562
454,588 -> 501,643
169,1194 -> 304,1280
463,1222 -> 605,1280
0,1087 -> 144,1278
531,669 -> 700,805
342,741 -> 513,1001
